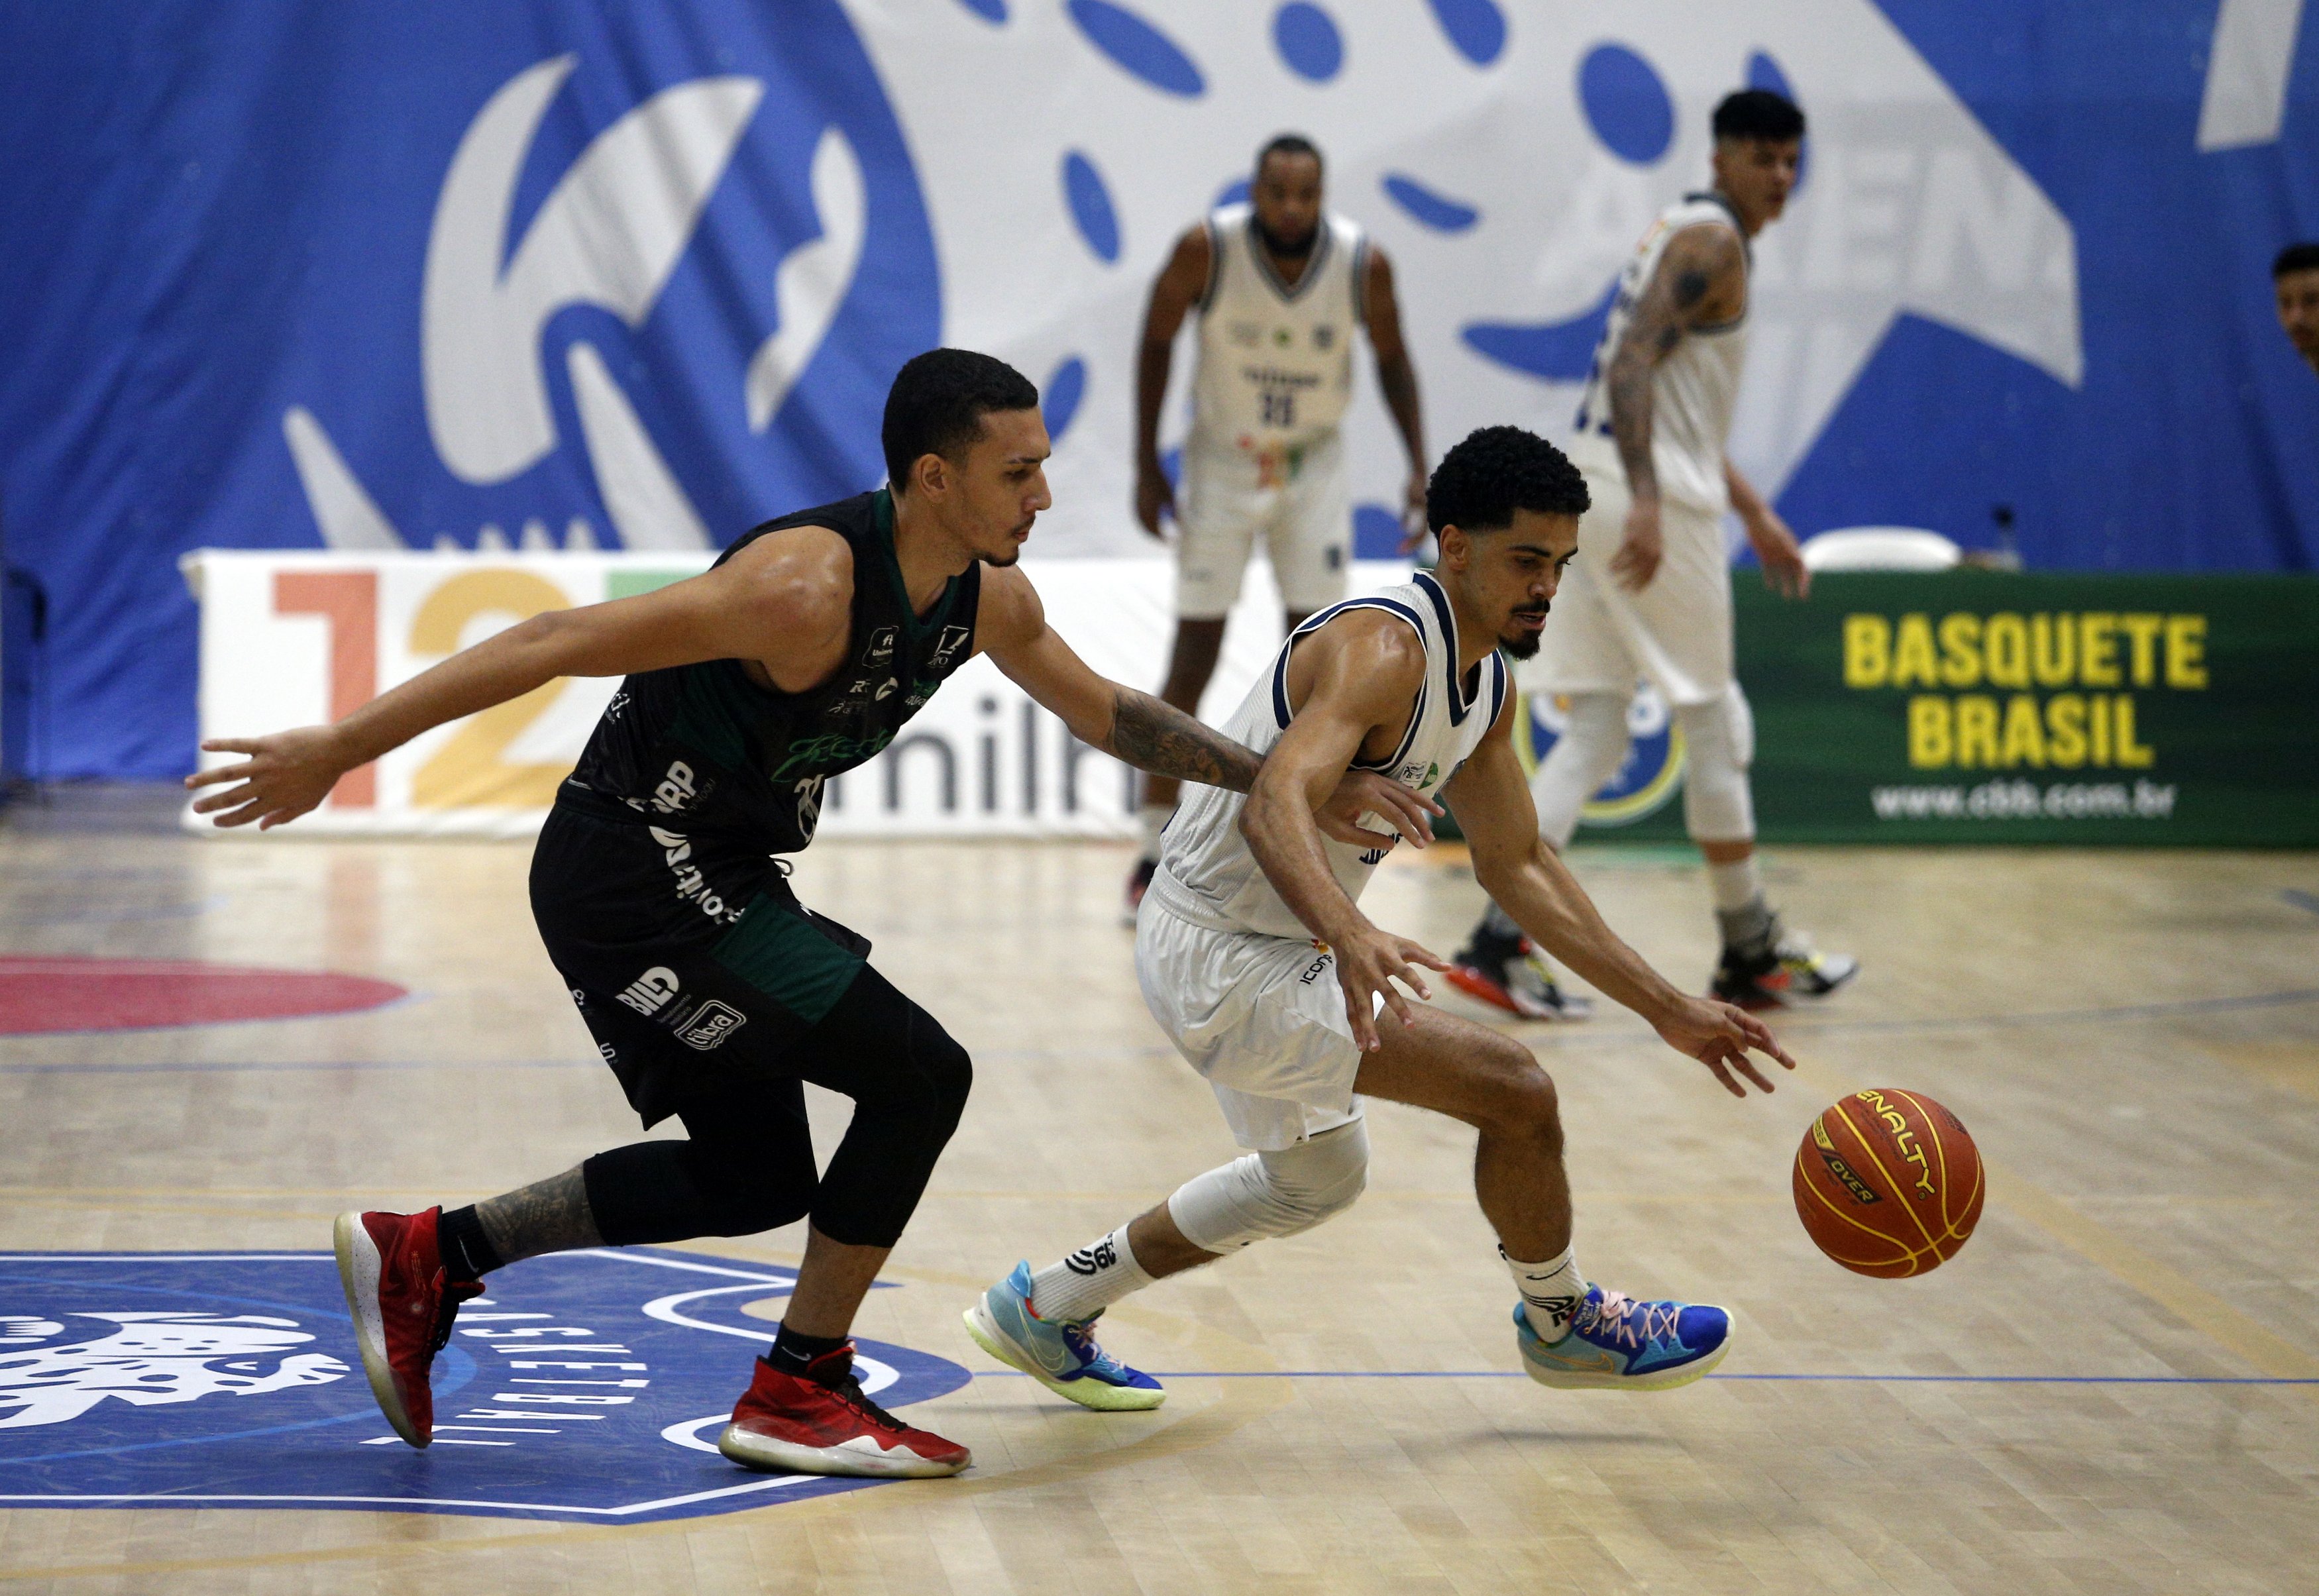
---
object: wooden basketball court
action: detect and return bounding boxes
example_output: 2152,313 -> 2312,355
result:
3,788 -> 2315,1593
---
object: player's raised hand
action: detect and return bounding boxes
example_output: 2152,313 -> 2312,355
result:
1328,921 -> 1454,1052
1609,496 -> 1664,591
1134,458 -> 1176,539
1315,770 -> 1440,852
1745,505 -> 1811,600
1650,995 -> 1798,1097
183,726 -> 354,829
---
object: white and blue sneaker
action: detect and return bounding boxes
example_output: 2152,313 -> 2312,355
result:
963,1263 -> 1166,1411
1514,1285 -> 1731,1391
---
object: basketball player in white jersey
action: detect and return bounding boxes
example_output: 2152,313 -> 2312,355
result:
964,427 -> 1795,1409
1450,89 -> 1859,1020
1124,133 -> 1429,918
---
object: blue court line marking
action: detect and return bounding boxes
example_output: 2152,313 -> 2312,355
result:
975,1370 -> 2319,1385
2283,889 -> 2319,918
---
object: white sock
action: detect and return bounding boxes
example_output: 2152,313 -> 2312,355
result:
1029,1228 -> 1154,1324
1503,1244 -> 1586,1342
1138,802 -> 1173,863
1706,855 -> 1761,914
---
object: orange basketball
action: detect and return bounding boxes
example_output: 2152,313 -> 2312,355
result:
1793,1089 -> 1984,1277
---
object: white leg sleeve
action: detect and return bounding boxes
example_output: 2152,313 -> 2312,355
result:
1676,686 -> 1756,842
1166,1117 -> 1370,1253
1528,692 -> 1631,849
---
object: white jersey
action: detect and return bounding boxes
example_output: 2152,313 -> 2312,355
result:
1188,203 -> 1366,454
1568,193 -> 1749,513
1150,572 -> 1509,942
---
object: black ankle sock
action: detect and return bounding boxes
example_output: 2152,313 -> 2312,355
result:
769,1322 -> 849,1375
436,1206 -> 503,1283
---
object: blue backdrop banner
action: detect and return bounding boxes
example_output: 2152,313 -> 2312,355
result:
1,1 -> 2314,778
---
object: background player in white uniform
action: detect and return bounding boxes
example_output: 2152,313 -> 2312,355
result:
1126,134 -> 1429,916
1450,89 -> 1859,1019
964,428 -> 1796,1409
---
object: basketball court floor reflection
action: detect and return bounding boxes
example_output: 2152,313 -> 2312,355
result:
1,788 -> 2314,1593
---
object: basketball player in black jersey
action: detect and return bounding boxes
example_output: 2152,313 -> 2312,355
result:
186,349 -> 1430,1480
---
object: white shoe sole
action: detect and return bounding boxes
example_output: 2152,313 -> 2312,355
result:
961,1299 -> 1165,1412
716,1422 -> 967,1478
1520,1332 -> 1731,1392
333,1211 -> 423,1447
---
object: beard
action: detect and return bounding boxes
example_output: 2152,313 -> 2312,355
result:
1253,214 -> 1317,260
1499,608 -> 1550,659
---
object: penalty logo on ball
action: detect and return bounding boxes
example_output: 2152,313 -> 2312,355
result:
0,1249 -> 968,1523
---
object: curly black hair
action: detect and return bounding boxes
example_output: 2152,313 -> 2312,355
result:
1425,425 -> 1590,535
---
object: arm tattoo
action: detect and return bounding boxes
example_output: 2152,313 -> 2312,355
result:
1106,688 -> 1263,792
1609,231 -> 1735,496
476,1165 -> 600,1267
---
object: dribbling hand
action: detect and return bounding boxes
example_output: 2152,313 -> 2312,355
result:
182,727 -> 354,829
1651,996 -> 1798,1097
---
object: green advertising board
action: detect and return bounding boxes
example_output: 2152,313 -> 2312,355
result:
1520,572 -> 2319,847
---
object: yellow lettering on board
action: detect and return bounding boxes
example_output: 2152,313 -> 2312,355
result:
1999,694 -> 2047,767
2114,696 -> 2153,767
1908,696 -> 1953,767
1937,613 -> 1982,687
2045,694 -> 2088,767
2120,613 -> 2164,686
1984,613 -> 2030,689
2031,613 -> 2075,686
2165,615 -> 2208,688
1891,615 -> 1940,689
2090,694 -> 2112,765
2080,613 -> 2120,687
1955,695 -> 2000,768
1845,615 -> 1892,687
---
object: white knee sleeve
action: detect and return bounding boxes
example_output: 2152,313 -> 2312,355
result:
1166,1118 -> 1370,1253
1528,692 -> 1630,849
1677,687 -> 1756,841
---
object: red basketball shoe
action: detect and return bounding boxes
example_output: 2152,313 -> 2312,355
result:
718,1350 -> 970,1478
333,1206 -> 482,1448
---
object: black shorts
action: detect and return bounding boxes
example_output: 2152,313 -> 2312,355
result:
530,794 -> 873,1127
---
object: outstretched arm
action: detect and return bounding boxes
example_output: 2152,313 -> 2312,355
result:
1442,700 -> 1795,1096
977,566 -> 1437,847
184,527 -> 856,828
1361,246 -> 1429,549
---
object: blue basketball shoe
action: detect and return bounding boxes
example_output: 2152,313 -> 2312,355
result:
1514,1285 -> 1731,1391
963,1263 -> 1165,1411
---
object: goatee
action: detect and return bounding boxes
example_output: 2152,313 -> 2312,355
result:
1253,216 -> 1317,260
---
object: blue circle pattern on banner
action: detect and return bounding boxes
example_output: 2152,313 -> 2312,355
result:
1043,356 -> 1089,443
1062,151 -> 1120,263
1272,4 -> 1344,83
1425,0 -> 1506,67
1578,43 -> 1675,165
1065,1 -> 1206,97
1382,174 -> 1480,233
953,0 -> 1006,21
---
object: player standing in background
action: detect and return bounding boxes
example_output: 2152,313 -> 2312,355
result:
2276,243 -> 2319,376
184,350 -> 1429,1482
1448,89 -> 1857,1018
1125,133 -> 1429,919
966,427 -> 1794,1412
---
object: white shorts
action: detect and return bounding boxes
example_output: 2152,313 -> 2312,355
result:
1174,431 -> 1351,619
1520,466 -> 1735,707
1134,894 -> 1365,1152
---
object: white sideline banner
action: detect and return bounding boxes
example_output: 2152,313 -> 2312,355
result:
181,549 -> 1413,839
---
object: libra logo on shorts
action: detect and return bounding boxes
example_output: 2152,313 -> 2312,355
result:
0,1250 -> 968,1523
1517,681 -> 1688,827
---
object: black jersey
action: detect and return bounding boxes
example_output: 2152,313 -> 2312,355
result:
564,488 -> 982,853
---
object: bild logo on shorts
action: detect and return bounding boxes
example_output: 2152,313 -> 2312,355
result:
616,967 -> 680,1017
0,1250 -> 969,1522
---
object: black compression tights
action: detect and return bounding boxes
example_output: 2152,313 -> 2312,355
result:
580,966 -> 971,1250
